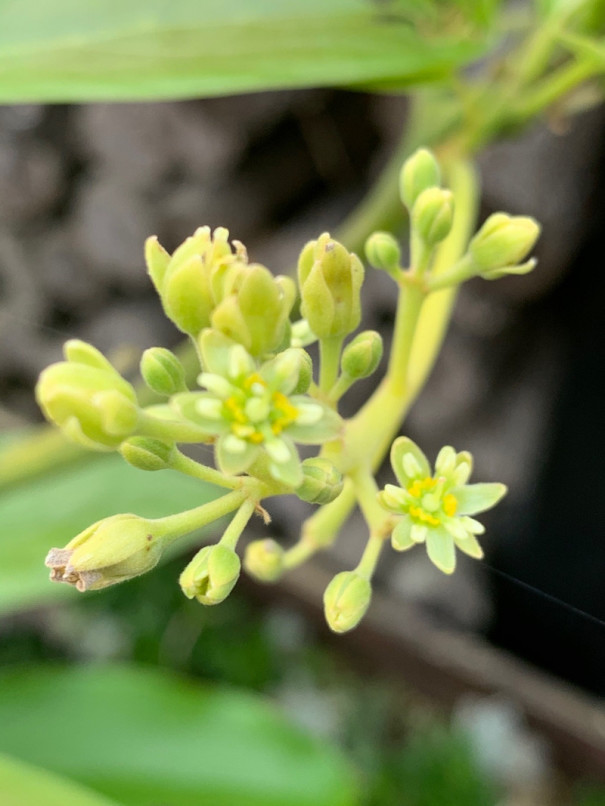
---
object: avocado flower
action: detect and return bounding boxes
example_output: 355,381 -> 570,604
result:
378,437 -> 506,574
173,331 -> 341,487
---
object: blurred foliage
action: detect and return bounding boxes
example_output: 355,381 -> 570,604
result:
0,452 -> 219,616
0,754 -> 122,806
0,0 -> 490,103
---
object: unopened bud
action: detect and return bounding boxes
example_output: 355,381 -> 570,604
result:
45,514 -> 165,591
36,341 -> 139,451
412,187 -> 455,247
469,213 -> 540,272
140,348 -> 187,396
341,330 -> 383,380
244,538 -> 285,582
296,458 -> 343,505
323,571 -> 372,633
365,232 -> 401,276
120,437 -> 174,471
400,148 -> 441,210
179,544 -> 240,605
298,233 -> 364,339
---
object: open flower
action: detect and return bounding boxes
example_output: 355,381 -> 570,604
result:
378,437 -> 506,574
173,331 -> 342,487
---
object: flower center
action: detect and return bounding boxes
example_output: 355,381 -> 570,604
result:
406,476 -> 457,526
223,374 -> 299,444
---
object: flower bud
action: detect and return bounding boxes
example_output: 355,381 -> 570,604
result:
298,233 -> 364,339
341,330 -> 383,380
120,437 -> 174,471
399,148 -> 441,210
244,538 -> 285,582
296,457 -> 344,505
140,347 -> 187,396
211,264 -> 295,357
412,187 -> 455,247
45,514 -> 166,591
323,571 -> 372,633
365,232 -> 401,276
36,341 -> 139,451
469,213 -> 540,273
179,544 -> 241,605
148,227 -> 243,337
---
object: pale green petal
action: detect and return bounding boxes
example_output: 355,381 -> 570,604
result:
391,516 -> 415,551
198,328 -> 238,375
435,445 -> 456,476
426,527 -> 456,574
228,344 -> 256,380
454,532 -> 484,559
171,392 -> 227,436
286,398 -> 342,444
378,484 -> 408,512
411,523 -> 428,544
390,436 -> 430,486
197,372 -> 233,398
216,433 -> 259,475
452,483 -> 507,515
443,517 -> 471,541
460,516 -> 485,535
454,450 -> 473,484
267,437 -> 303,487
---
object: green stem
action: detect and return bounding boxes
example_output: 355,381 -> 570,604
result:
387,280 -> 426,396
513,58 -> 599,122
138,412 -> 211,444
342,155 -> 479,475
350,468 -> 387,534
319,336 -> 343,395
154,489 -> 246,543
170,449 -> 242,490
355,534 -> 384,581
220,498 -> 257,550
327,374 -> 355,405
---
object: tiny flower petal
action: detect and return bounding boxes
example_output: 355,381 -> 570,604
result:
454,532 -> 484,559
452,482 -> 507,515
460,516 -> 485,535
411,523 -> 428,544
426,527 -> 456,574
390,436 -> 430,486
391,516 -> 415,551
197,372 -> 233,398
435,445 -> 456,475
216,433 -> 259,475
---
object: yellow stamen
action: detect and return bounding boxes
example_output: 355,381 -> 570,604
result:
409,505 -> 440,527
443,493 -> 457,517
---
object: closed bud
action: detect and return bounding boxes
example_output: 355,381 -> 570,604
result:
179,544 -> 241,605
45,514 -> 165,591
296,457 -> 344,505
412,187 -> 455,246
36,341 -> 138,451
323,571 -> 372,633
149,227 -> 245,337
469,213 -> 540,273
140,347 -> 187,396
244,538 -> 285,582
341,330 -> 383,380
400,148 -> 441,210
298,233 -> 364,339
120,437 -> 174,471
365,231 -> 401,276
211,264 -> 295,357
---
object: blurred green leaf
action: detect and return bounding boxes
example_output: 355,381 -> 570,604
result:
0,753 -> 123,806
0,454 -> 219,615
0,664 -> 358,806
0,0 -> 485,102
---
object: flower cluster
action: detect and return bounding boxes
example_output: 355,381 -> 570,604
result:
37,146 -> 539,634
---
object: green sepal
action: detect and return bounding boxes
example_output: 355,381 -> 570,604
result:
216,433 -> 260,475
391,516 -> 415,551
144,235 -> 171,292
286,398 -> 342,444
162,255 -> 213,335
